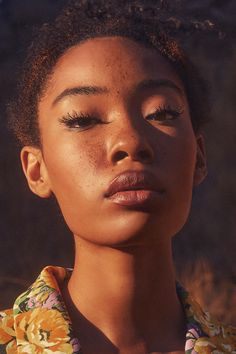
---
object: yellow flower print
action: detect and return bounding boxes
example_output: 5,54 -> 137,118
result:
194,337 -> 217,353
5,339 -> 18,354
17,343 -> 73,353
0,310 -> 15,344
15,308 -> 73,353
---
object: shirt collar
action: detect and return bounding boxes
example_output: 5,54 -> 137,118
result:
11,266 -> 216,354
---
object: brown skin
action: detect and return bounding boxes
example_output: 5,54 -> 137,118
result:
21,37 -> 207,354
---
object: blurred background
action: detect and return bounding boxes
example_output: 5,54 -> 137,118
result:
0,0 -> 235,325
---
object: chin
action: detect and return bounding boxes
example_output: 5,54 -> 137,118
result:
68,198 -> 191,248
74,211 -> 183,248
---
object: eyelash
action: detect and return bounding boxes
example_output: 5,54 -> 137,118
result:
59,112 -> 104,130
146,105 -> 184,122
59,105 -> 184,130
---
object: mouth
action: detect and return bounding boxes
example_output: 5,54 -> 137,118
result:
104,170 -> 164,207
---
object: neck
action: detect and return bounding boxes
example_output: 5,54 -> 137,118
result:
64,237 -> 185,353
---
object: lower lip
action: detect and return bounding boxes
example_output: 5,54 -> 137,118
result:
107,190 -> 162,206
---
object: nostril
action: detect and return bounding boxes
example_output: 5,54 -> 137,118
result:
113,150 -> 129,162
112,149 -> 153,163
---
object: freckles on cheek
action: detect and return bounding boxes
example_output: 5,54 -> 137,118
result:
44,136 -> 105,192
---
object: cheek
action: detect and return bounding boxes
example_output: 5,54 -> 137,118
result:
164,127 -> 197,220
163,119 -> 197,174
44,129 -> 97,175
178,130 -> 197,179
43,137 -> 105,205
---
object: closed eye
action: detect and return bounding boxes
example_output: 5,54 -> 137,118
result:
146,105 -> 184,122
59,112 -> 106,131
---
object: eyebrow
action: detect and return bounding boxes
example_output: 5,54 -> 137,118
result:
136,79 -> 184,97
52,79 -> 184,107
52,86 -> 109,106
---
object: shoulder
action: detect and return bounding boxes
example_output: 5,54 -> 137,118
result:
0,309 -> 17,352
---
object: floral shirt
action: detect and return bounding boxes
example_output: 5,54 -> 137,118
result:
0,266 -> 235,353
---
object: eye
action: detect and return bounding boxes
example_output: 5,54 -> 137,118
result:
59,112 -> 104,131
146,105 -> 184,122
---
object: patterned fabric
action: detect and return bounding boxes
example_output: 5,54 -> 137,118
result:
0,266 -> 235,353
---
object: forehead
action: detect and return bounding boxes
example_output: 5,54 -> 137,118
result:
43,36 -> 184,100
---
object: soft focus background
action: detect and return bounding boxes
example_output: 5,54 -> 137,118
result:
0,0 -> 235,325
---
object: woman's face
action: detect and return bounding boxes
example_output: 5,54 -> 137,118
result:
24,37 -> 206,246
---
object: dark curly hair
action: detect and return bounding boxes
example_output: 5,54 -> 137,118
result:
8,0 -> 210,147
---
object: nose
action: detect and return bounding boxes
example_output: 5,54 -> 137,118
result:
107,121 -> 155,165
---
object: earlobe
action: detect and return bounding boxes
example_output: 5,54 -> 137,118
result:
193,134 -> 208,187
20,146 -> 52,198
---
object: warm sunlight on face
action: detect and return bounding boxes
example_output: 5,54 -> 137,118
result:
33,37 -> 204,246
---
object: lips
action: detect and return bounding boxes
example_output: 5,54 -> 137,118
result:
105,171 -> 163,205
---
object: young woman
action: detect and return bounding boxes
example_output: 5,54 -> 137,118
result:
0,1 -> 235,353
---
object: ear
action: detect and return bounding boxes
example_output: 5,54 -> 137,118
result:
193,134 -> 207,186
20,146 -> 52,198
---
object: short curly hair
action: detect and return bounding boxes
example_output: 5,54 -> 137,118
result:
8,0 -> 210,147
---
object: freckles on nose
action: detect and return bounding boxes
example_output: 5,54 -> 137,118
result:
107,122 -> 155,164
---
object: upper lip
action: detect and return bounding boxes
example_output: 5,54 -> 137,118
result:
105,170 -> 162,197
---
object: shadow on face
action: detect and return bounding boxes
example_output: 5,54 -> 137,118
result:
21,37 -> 207,248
